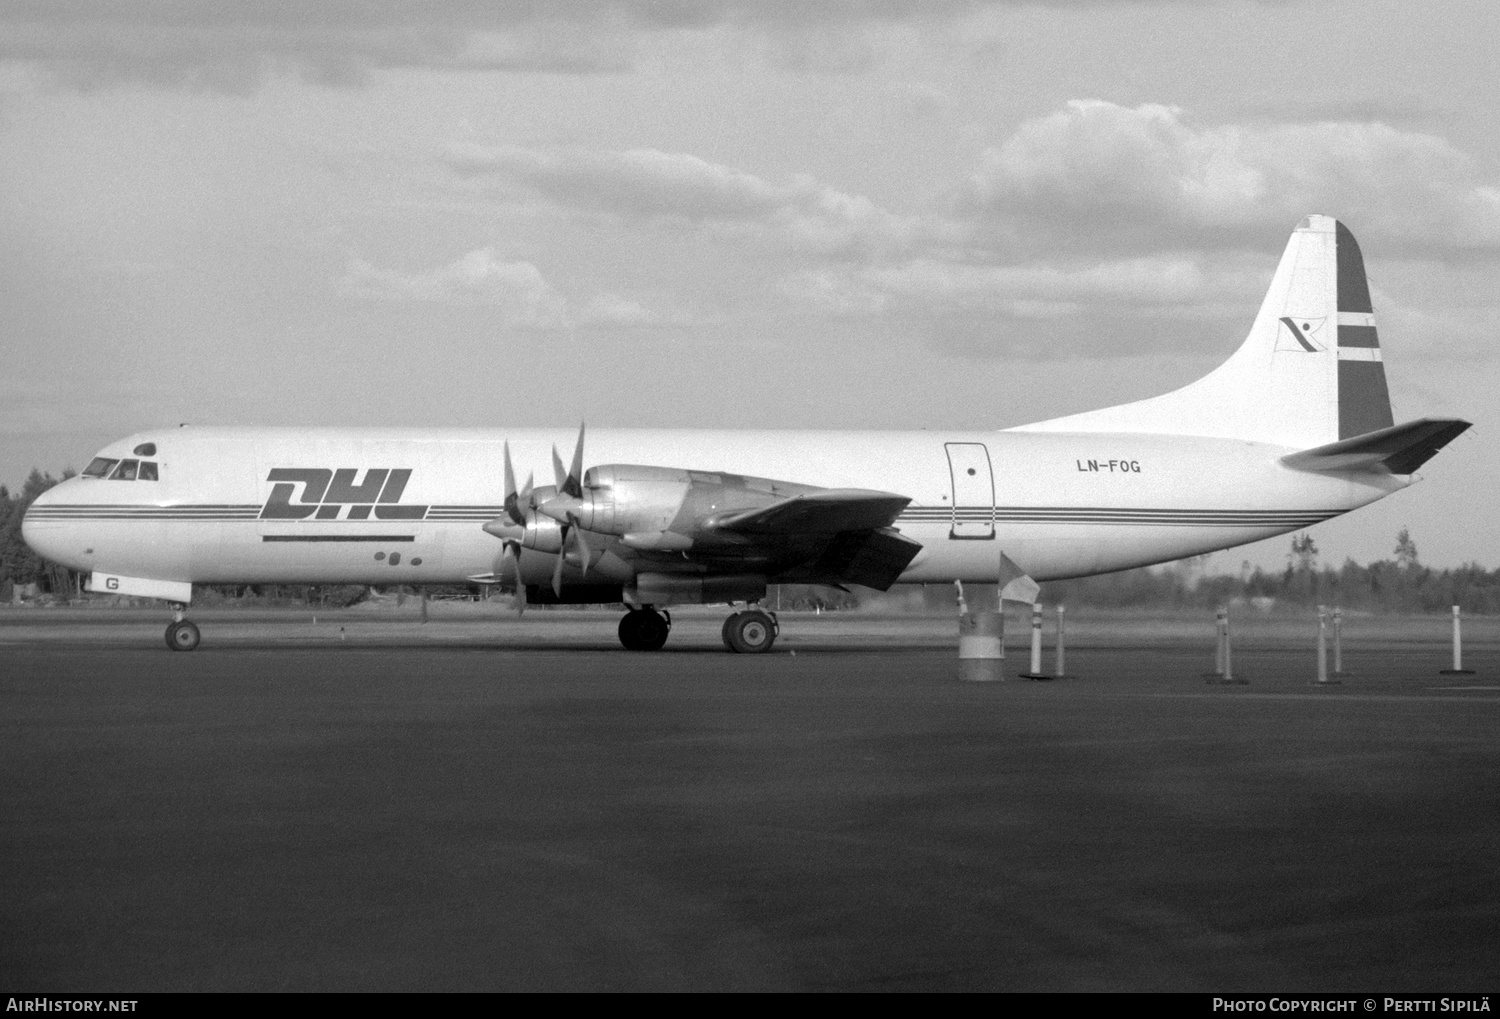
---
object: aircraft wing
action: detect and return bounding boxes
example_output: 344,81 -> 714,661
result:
689,489 -> 920,591
1281,418 -> 1471,475
691,489 -> 919,590
710,489 -> 912,534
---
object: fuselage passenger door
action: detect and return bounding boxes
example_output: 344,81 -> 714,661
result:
944,442 -> 995,540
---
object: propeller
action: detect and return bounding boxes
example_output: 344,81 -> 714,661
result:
482,442 -> 532,614
544,424 -> 591,596
484,429 -> 593,604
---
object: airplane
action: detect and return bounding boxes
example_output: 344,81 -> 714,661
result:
22,215 -> 1470,653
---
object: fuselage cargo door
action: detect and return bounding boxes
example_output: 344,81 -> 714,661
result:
944,442 -> 995,540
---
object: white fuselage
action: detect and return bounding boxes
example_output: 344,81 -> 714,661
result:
22,425 -> 1406,591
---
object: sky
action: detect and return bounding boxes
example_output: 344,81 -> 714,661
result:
2,0 -> 1496,574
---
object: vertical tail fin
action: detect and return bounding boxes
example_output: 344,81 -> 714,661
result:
1017,216 -> 1396,447
1332,221 -> 1395,439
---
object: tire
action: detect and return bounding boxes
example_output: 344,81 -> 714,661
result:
619,609 -> 670,651
721,612 -> 742,650
637,610 -> 670,651
618,611 -> 645,650
725,610 -> 776,654
165,620 -> 201,652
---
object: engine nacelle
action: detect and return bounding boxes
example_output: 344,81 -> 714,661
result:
571,464 -> 812,538
574,465 -> 694,536
520,512 -> 564,554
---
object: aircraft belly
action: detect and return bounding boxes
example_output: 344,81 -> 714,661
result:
898,516 -> 1351,584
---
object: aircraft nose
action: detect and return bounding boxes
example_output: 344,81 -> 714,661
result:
21,483 -> 92,572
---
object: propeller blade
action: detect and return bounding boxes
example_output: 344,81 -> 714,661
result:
551,545 -> 566,598
503,442 -> 525,526
565,423 -> 585,498
536,493 -> 582,523
551,445 -> 568,492
502,543 -> 526,616
521,471 -> 534,509
573,527 -> 591,578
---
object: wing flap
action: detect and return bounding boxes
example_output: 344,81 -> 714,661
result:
1281,417 -> 1470,475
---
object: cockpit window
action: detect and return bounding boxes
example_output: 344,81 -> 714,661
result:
138,461 -> 159,481
133,442 -> 157,456
83,457 -> 119,478
110,459 -> 140,481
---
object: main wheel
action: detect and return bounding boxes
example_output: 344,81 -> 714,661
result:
725,610 -> 776,654
165,619 -> 201,652
721,612 -> 742,650
619,609 -> 670,651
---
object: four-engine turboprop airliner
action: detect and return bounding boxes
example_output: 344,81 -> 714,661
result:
23,216 -> 1470,653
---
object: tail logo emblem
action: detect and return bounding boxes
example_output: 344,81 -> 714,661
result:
1276,316 -> 1327,354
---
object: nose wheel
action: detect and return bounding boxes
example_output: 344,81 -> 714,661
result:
722,609 -> 778,654
165,619 -> 201,651
619,608 -> 670,651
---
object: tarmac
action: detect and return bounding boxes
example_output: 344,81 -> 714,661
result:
2,605 -> 1498,991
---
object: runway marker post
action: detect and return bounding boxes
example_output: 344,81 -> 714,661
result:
1019,602 -> 1053,680
1313,605 -> 1340,686
1205,605 -> 1247,684
1204,607 -> 1226,678
1332,607 -> 1351,677
1055,605 -> 1070,680
1440,605 -> 1476,675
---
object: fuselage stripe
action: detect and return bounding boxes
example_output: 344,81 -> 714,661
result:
262,535 -> 416,542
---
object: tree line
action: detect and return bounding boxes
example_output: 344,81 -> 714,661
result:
1,469 -> 74,602
3,467 -> 1495,613
1035,529 -> 1500,614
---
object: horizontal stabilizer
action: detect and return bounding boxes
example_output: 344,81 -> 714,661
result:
712,489 -> 911,535
1281,418 -> 1471,475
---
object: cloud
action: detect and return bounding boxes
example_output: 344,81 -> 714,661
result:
783,252 -> 1267,321
964,100 -> 1500,254
444,144 -> 940,258
341,248 -> 673,330
427,103 -> 1500,361
0,1 -> 1047,91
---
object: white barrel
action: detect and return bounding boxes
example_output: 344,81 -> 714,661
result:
958,611 -> 1005,682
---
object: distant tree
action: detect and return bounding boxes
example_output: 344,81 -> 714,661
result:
1395,527 -> 1419,569
1289,533 -> 1319,574
1,468 -> 71,595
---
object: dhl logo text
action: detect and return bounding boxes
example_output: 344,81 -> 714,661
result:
261,468 -> 426,520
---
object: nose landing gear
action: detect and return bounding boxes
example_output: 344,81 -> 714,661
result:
164,603 -> 200,651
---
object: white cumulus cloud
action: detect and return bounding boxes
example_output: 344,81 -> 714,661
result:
443,144 -> 941,258
965,100 -> 1500,252
340,247 -> 662,329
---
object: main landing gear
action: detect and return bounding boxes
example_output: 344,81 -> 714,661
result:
722,609 -> 778,654
619,608 -> 671,651
616,606 -> 780,653
164,602 -> 200,651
